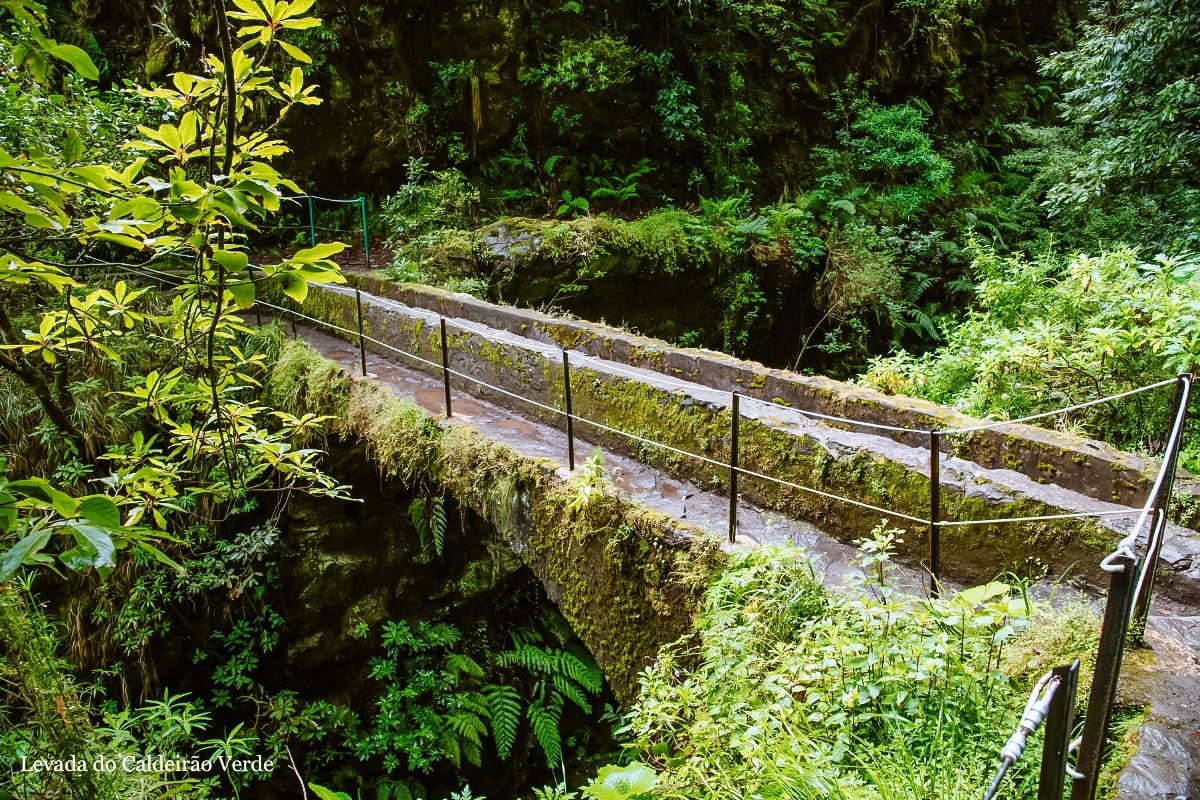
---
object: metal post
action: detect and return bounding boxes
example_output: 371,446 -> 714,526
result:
1130,373 -> 1192,632
440,317 -> 452,418
1070,554 -> 1139,800
354,288 -> 367,377
562,349 -> 575,471
360,197 -> 370,271
929,429 -> 942,596
1038,660 -> 1080,800
306,195 -> 316,246
729,392 -> 740,544
290,299 -> 297,335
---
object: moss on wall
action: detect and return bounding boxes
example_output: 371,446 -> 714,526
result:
267,339 -> 726,702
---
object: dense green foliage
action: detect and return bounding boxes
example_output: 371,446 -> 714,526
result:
861,246 -> 1200,468
1039,0 -> 1200,251
2,0 -> 1192,797
584,533 -> 1085,800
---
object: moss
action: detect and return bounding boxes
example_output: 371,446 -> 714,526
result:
266,340 -> 353,421
267,341 -> 726,703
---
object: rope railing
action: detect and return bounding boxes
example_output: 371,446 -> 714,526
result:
101,234 -> 1193,800
123,265 -> 1186,544
941,378 -> 1179,435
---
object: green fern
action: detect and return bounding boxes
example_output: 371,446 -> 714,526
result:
409,495 -> 448,560
446,709 -> 487,747
497,642 -> 560,675
409,497 -> 429,558
552,672 -> 593,714
528,693 -> 565,768
445,652 -> 484,681
485,684 -> 522,758
557,650 -> 603,695
376,779 -> 418,800
430,496 -> 446,556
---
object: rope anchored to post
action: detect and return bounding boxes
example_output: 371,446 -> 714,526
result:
983,670 -> 1063,800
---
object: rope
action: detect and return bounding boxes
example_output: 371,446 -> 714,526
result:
114,270 -> 1188,549
743,393 -> 929,435
731,464 -> 930,525
444,365 -> 568,419
570,415 -> 731,471
283,194 -> 365,205
942,378 -> 1178,434
937,508 -> 1142,528
568,350 -> 929,435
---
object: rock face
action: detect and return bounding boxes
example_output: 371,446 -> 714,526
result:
278,442 -> 526,693
76,0 -> 1080,200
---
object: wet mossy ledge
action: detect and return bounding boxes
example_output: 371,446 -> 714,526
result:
348,274 -> 1185,516
266,340 -> 727,703
284,280 -> 1200,600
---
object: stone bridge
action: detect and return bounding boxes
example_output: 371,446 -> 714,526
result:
288,277 -> 1200,597
262,277 -> 1200,793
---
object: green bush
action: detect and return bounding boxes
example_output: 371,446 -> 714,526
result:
591,528 -> 1061,799
860,245 -> 1200,467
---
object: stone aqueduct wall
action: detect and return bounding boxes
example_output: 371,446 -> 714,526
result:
358,276 -> 1166,508
267,341 -> 726,703
288,279 -> 1200,601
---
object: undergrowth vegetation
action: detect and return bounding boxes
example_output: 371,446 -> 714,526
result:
584,530 -> 1098,800
861,246 -> 1200,470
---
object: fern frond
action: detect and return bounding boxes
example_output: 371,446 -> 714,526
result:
377,779 -> 415,800
442,731 -> 463,768
497,643 -> 559,675
409,497 -> 427,543
444,652 -> 484,680
551,673 -> 593,714
463,736 -> 482,768
485,684 -> 522,759
528,694 -> 564,769
447,710 -> 487,746
558,650 -> 603,694
458,689 -> 490,717
431,496 -> 446,556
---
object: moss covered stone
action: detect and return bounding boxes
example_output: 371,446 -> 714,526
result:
267,339 -> 727,702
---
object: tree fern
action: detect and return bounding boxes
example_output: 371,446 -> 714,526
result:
485,684 -> 522,759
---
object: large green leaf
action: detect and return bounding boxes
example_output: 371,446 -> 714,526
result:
46,43 -> 99,80
0,529 -> 52,583
7,478 -> 78,517
583,764 -> 659,800
78,495 -> 121,528
278,270 -> 308,302
292,242 -> 346,262
227,277 -> 256,309
69,525 -> 117,571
